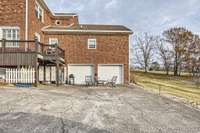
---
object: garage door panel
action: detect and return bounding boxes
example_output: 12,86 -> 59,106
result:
68,65 -> 94,85
98,65 -> 123,84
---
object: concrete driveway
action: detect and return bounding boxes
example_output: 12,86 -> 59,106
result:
0,85 -> 199,133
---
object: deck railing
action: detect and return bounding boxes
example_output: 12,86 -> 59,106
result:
0,39 -> 65,59
39,42 -> 65,59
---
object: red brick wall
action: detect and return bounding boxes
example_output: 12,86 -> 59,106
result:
50,16 -> 79,26
44,33 -> 130,83
27,0 -> 51,41
27,0 -> 79,41
0,0 -> 130,84
0,0 -> 26,39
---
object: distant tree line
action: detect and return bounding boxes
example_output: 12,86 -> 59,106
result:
133,27 -> 200,79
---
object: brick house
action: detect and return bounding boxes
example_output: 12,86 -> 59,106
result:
0,0 -> 132,85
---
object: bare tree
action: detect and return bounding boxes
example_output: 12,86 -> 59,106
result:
163,27 -> 193,76
134,33 -> 156,72
185,35 -> 200,77
156,38 -> 173,75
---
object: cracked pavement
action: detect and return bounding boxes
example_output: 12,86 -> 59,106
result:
0,85 -> 200,133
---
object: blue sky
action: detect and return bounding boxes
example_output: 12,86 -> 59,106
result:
45,0 -> 200,35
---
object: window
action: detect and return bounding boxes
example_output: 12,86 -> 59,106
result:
49,38 -> 58,45
35,33 -> 40,42
35,1 -> 44,22
88,39 -> 96,49
1,28 -> 20,48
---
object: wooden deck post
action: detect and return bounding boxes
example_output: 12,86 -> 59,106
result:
34,39 -> 39,87
56,44 -> 59,87
43,63 -> 46,83
50,66 -> 52,83
56,61 -> 59,86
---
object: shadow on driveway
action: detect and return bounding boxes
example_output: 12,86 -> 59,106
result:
0,112 -> 110,133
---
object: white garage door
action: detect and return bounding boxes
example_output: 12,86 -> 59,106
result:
98,65 -> 123,84
68,65 -> 94,85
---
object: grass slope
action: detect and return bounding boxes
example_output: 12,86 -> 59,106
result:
132,71 -> 200,106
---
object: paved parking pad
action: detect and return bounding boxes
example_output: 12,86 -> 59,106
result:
0,86 -> 199,133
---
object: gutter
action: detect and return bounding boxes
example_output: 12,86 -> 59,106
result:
42,29 -> 133,34
25,0 -> 28,40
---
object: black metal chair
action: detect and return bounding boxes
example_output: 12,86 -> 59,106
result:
106,76 -> 118,87
85,76 -> 93,86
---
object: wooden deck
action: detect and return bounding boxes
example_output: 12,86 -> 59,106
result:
0,39 -> 65,86
0,39 -> 65,66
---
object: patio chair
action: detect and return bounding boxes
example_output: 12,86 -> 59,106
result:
106,76 -> 118,87
85,76 -> 93,86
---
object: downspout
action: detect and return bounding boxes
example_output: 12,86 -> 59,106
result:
25,0 -> 28,41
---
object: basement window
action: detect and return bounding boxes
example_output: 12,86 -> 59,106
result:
88,39 -> 96,49
35,1 -> 44,22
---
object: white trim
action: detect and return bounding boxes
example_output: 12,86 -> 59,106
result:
35,0 -> 77,18
88,39 -> 96,49
68,64 -> 94,66
41,24 -> 74,31
0,26 -> 20,29
42,29 -> 133,34
25,0 -> 28,40
53,13 -> 78,17
0,28 -> 20,48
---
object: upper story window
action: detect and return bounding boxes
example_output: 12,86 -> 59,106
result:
88,39 -> 96,49
49,38 -> 58,45
1,28 -> 20,48
35,1 -> 44,22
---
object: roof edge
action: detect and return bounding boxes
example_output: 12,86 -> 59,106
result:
53,13 -> 78,17
38,0 -> 78,17
42,29 -> 133,34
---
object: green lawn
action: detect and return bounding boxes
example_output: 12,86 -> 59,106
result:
131,71 -> 200,106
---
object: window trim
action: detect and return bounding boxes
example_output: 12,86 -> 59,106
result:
0,27 -> 20,48
88,39 -> 97,49
49,38 -> 58,45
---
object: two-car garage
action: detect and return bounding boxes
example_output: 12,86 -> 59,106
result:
68,64 -> 124,85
